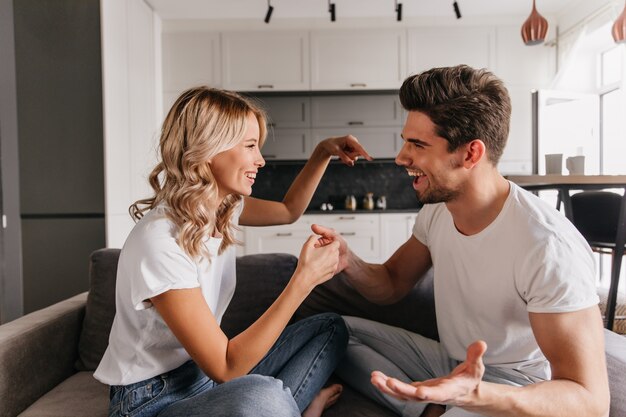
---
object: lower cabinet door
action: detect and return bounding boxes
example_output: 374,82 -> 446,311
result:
380,213 -> 417,260
243,219 -> 312,256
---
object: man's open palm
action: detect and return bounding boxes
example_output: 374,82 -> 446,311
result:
371,341 -> 487,407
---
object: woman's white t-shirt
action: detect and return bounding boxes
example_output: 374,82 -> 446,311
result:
412,182 -> 599,379
94,204 -> 241,385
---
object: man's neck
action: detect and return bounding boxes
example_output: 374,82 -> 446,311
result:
445,169 -> 510,236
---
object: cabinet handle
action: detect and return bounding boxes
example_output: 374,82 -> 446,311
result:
340,232 -> 356,236
276,232 -> 293,237
339,216 -> 356,220
267,122 -> 276,127
258,84 -> 274,89
263,154 -> 277,159
348,121 -> 364,126
350,83 -> 367,87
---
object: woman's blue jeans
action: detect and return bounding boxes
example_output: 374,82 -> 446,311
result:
107,313 -> 348,417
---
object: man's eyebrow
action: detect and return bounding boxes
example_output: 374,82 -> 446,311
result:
401,134 -> 430,147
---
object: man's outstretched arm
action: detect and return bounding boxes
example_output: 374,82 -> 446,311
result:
312,224 -> 432,304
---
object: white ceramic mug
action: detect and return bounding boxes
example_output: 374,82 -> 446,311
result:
545,153 -> 563,175
566,155 -> 585,175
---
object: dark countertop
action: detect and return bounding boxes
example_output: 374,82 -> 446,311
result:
304,208 -> 419,215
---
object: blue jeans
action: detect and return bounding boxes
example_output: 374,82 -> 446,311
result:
107,313 -> 348,417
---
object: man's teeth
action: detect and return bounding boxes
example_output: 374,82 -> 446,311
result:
246,173 -> 256,179
407,170 -> 425,177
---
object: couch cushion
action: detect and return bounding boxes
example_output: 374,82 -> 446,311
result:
222,253 -> 299,338
75,248 -> 120,371
605,329 -> 626,417
297,268 -> 438,341
18,372 -> 108,417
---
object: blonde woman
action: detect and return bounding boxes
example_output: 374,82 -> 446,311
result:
94,87 -> 372,417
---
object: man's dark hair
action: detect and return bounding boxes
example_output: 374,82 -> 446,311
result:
399,65 -> 511,164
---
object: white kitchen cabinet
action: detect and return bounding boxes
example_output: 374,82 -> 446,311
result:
261,128 -> 311,160
162,31 -> 221,94
407,26 -> 496,74
310,29 -> 406,90
312,127 -> 402,159
243,213 -> 381,262
243,216 -> 311,257
380,213 -> 417,261
259,96 -> 310,128
310,213 -> 381,262
221,31 -> 310,91
255,96 -> 312,160
311,95 -> 403,127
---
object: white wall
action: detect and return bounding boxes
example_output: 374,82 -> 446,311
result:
101,0 -> 161,248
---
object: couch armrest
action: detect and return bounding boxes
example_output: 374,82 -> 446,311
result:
605,329 -> 626,417
0,292 -> 87,417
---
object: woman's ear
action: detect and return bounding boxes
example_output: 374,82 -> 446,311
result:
464,139 -> 486,167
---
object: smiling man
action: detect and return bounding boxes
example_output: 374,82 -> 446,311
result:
312,65 -> 609,417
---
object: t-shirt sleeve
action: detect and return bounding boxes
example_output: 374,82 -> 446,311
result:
412,204 -> 436,246
516,234 -> 599,313
129,241 -> 199,311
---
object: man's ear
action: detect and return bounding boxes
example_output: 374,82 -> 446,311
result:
463,139 -> 486,168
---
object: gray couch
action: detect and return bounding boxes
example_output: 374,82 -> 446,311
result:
1,249 -> 625,417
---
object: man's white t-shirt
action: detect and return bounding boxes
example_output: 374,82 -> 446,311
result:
94,203 -> 241,385
412,182 -> 599,379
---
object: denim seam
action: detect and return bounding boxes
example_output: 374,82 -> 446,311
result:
291,320 -> 336,401
124,376 -> 168,417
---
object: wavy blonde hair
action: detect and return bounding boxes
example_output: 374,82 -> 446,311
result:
130,87 -> 267,260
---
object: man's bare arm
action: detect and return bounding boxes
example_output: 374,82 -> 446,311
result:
312,223 -> 432,305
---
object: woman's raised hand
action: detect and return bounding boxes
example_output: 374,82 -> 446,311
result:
294,234 -> 341,292
317,135 -> 373,166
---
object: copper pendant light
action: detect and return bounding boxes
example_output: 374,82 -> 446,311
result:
612,1 -> 626,43
521,0 -> 549,46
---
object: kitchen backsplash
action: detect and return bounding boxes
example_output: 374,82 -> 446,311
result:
251,160 -> 422,211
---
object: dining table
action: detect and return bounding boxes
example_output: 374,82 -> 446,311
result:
506,175 -> 626,330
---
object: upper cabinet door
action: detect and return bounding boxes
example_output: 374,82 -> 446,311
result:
407,27 -> 495,75
221,31 -> 310,91
162,31 -> 221,94
257,96 -> 310,128
310,29 -> 406,90
311,95 -> 403,127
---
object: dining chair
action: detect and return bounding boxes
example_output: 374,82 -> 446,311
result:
570,190 -> 626,331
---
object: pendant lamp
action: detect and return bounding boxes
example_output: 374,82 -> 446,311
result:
521,0 -> 549,46
612,1 -> 626,43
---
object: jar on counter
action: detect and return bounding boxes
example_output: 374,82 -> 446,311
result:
363,192 -> 374,210
376,195 -> 387,210
345,195 -> 357,211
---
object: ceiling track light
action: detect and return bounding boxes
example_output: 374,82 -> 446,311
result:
521,0 -> 548,45
612,0 -> 626,43
395,0 -> 403,22
264,0 -> 273,23
328,0 -> 336,22
453,1 -> 461,19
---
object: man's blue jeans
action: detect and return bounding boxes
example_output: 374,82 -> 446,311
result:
107,313 -> 348,417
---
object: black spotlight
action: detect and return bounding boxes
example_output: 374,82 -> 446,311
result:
329,1 -> 336,22
395,1 -> 403,21
264,1 -> 273,23
453,1 -> 461,19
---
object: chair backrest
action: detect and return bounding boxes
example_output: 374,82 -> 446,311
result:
571,191 -> 622,245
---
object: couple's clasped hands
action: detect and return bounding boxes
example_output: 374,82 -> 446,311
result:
293,224 -> 349,292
